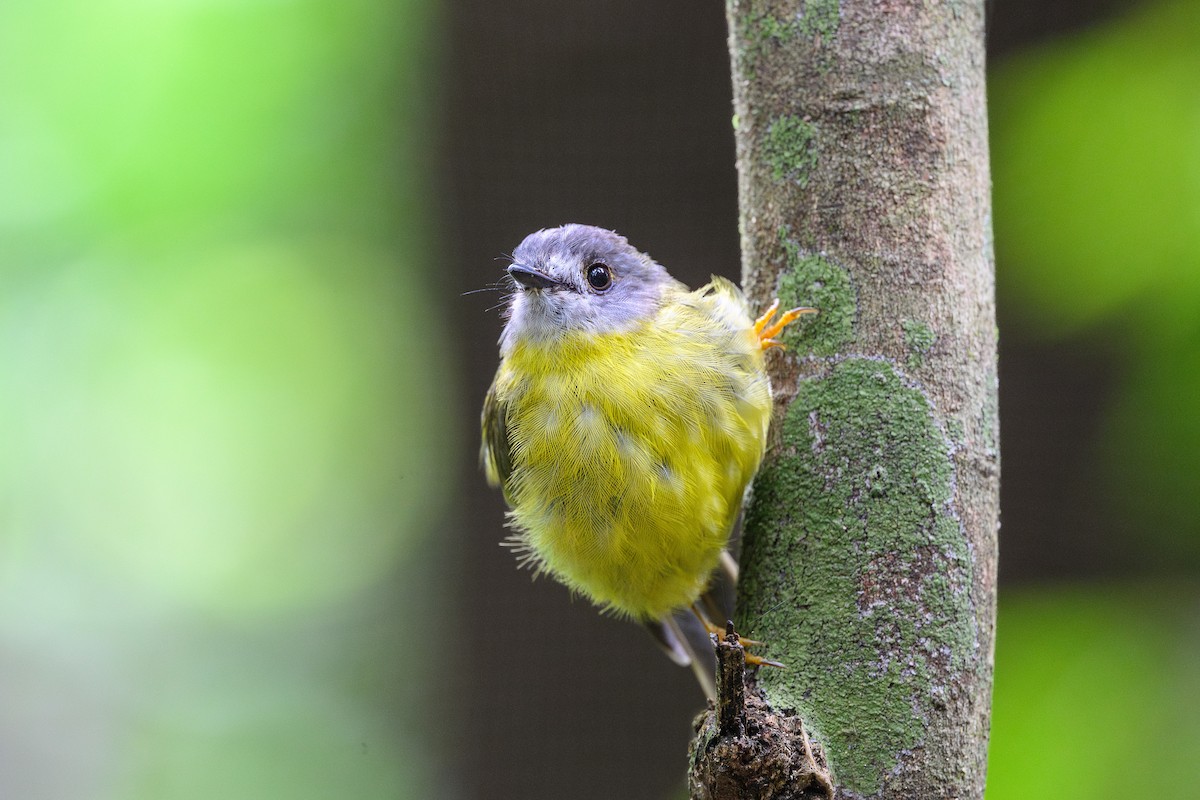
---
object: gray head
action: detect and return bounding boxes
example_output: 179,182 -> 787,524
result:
499,224 -> 679,352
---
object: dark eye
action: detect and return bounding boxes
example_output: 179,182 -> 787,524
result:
586,263 -> 613,291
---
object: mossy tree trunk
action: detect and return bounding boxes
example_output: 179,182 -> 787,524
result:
690,2 -> 999,798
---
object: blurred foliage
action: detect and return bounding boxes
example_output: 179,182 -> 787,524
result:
987,586 -> 1200,799
0,1 -> 448,798
991,1 -> 1200,796
991,0 -> 1200,336
991,0 -> 1200,559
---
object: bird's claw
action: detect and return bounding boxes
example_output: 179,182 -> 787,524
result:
754,300 -> 817,351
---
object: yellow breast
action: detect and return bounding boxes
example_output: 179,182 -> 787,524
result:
486,280 -> 771,620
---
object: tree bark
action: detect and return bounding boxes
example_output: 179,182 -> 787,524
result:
690,2 -> 999,798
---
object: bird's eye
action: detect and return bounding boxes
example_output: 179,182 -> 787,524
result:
586,263 -> 613,291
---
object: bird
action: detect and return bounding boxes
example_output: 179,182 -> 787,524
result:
480,224 -> 812,696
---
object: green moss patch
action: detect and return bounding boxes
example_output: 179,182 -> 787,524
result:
735,2 -> 841,79
901,319 -> 936,369
738,357 -> 976,795
751,1 -> 840,44
776,229 -> 855,356
797,0 -> 840,39
763,115 -> 818,185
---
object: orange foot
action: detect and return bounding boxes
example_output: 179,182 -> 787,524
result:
754,299 -> 817,351
690,604 -> 785,669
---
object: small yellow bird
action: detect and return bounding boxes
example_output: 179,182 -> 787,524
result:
481,225 -> 811,693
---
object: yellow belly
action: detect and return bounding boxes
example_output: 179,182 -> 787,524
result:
496,310 -> 770,620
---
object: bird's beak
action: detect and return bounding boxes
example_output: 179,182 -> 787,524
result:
507,264 -> 560,291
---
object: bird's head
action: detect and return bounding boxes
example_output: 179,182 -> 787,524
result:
499,224 -> 677,352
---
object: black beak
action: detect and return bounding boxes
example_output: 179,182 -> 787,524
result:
507,264 -> 560,291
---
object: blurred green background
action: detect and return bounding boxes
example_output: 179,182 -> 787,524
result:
2,0 -> 1197,798
0,1 -> 453,798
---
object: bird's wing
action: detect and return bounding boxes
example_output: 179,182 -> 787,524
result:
649,615 -> 717,701
480,376 -> 513,490
697,274 -> 751,311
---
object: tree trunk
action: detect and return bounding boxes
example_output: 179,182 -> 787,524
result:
690,2 -> 999,798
